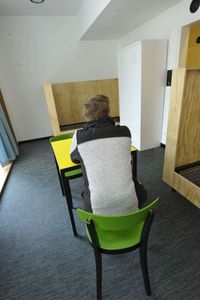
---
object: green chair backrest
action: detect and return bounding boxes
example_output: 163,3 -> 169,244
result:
77,198 -> 159,250
50,131 -> 75,143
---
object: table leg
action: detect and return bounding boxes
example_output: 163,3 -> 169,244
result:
61,171 -> 78,237
54,155 -> 65,196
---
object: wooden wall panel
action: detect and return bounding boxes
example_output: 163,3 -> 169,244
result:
163,68 -> 186,185
43,84 -> 60,136
173,173 -> 200,208
186,47 -> 200,69
51,78 -> 119,126
186,22 -> 200,69
179,21 -> 200,69
176,70 -> 200,166
163,68 -> 200,208
188,21 -> 200,48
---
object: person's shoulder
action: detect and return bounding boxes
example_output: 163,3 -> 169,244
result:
115,124 -> 131,137
76,127 -> 91,143
75,128 -> 84,138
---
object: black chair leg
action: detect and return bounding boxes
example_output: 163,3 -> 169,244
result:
139,245 -> 151,296
94,249 -> 102,300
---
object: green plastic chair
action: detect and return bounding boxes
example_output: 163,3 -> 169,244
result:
77,198 -> 159,299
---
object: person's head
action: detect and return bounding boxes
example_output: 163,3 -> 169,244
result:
83,95 -> 110,121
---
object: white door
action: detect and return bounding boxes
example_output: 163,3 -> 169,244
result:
118,42 -> 142,149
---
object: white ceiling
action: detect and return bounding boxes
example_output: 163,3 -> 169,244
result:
0,0 -> 83,16
81,0 -> 184,39
0,0 -> 185,39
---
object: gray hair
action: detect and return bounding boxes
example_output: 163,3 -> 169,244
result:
83,95 -> 110,121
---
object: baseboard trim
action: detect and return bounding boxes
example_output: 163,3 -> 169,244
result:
18,136 -> 51,144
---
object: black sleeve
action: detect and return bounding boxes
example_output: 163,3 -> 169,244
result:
70,149 -> 81,164
70,131 -> 81,164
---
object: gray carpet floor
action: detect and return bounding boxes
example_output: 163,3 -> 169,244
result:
0,140 -> 199,300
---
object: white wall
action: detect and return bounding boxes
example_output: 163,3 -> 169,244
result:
0,16 -> 118,141
117,0 -> 200,144
1,1 -> 199,142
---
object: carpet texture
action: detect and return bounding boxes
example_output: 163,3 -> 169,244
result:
0,140 -> 199,300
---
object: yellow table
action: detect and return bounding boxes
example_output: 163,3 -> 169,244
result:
50,136 -> 137,237
51,139 -> 82,177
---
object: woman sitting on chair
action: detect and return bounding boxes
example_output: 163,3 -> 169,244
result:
70,95 -> 145,215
